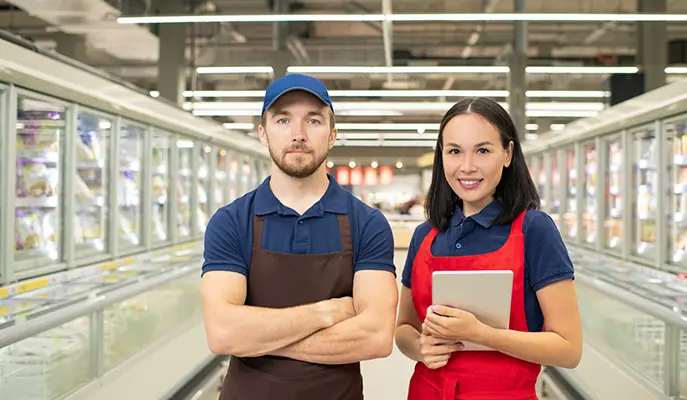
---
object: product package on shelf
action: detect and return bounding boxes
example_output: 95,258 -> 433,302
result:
0,318 -> 90,400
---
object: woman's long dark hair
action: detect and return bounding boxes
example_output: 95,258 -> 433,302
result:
424,97 -> 540,230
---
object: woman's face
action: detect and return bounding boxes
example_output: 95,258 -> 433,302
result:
442,113 -> 513,216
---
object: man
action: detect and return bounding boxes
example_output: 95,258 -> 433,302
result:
200,73 -> 399,400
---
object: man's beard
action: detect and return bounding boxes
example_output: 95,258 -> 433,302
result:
268,141 -> 328,179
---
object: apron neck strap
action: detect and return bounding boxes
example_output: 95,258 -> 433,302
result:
253,215 -> 265,250
336,214 -> 353,252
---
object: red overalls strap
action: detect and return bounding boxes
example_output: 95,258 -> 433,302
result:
408,211 -> 541,400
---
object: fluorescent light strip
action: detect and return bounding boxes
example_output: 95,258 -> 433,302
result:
196,66 -> 274,74
193,109 -> 597,118
222,123 -> 255,130
192,66 -> 685,76
184,89 -> 607,99
527,66 -> 638,74
335,140 -> 435,148
188,101 -> 605,112
118,13 -> 687,24
288,66 -> 510,74
338,133 -> 438,140
336,123 -> 440,130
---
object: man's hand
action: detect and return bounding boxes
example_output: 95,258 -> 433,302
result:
269,270 -> 398,364
317,296 -> 356,327
415,332 -> 463,369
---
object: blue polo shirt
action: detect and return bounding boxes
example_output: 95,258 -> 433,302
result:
202,174 -> 396,277
401,200 -> 574,333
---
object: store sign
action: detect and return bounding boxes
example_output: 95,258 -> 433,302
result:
380,166 -> 393,185
364,167 -> 378,185
336,167 -> 350,185
350,167 -> 363,185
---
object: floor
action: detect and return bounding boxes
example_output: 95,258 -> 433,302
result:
360,251 -> 415,400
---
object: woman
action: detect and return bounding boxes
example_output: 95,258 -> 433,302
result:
395,98 -> 582,400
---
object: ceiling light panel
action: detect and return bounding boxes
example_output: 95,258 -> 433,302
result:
118,13 -> 687,24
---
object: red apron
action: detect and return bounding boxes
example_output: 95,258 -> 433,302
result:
408,211 -> 541,400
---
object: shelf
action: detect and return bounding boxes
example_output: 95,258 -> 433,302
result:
16,197 -> 58,208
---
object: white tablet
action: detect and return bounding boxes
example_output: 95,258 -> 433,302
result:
431,270 -> 513,351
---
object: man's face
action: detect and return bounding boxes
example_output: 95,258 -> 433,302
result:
259,91 -> 336,179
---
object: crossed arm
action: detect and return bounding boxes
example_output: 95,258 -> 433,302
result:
200,269 -> 398,364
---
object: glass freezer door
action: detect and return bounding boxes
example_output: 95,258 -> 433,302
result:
118,123 -> 144,250
151,131 -> 171,244
550,152 -> 561,228
666,118 -> 687,270
604,136 -> 623,251
563,147 -> 578,240
632,127 -> 658,260
197,145 -> 210,233
581,143 -> 598,246
228,152 -> 239,202
215,148 -> 228,209
14,97 -> 64,265
74,112 -> 110,257
176,139 -> 193,239
536,155 -> 546,209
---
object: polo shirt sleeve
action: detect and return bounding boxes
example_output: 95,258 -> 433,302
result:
201,207 -> 248,277
355,210 -> 396,275
523,210 -> 575,292
401,222 -> 432,289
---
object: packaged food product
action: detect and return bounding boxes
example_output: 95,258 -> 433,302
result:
16,160 -> 58,198
14,210 -> 41,252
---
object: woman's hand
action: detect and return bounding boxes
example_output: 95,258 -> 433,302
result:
415,332 -> 464,369
423,305 -> 489,343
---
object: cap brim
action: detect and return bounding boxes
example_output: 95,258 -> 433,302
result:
262,87 -> 330,116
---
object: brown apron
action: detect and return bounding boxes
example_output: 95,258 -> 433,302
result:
219,213 -> 363,400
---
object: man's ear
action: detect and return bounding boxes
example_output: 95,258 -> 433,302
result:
329,127 -> 338,149
258,123 -> 269,147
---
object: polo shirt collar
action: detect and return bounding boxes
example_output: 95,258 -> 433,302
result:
451,199 -> 502,228
254,173 -> 348,216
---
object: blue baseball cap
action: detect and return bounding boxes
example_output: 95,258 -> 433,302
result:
261,74 -> 334,117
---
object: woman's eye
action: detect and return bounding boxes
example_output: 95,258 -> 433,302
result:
447,149 -> 460,155
478,148 -> 489,154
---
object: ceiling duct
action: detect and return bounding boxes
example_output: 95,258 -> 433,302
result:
6,0 -> 159,62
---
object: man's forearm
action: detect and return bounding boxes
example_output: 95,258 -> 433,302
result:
207,301 -> 334,358
271,310 -> 395,364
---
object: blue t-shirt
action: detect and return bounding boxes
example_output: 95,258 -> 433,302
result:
401,200 -> 574,333
202,174 -> 396,277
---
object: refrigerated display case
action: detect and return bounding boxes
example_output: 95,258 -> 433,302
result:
118,122 -> 144,251
563,147 -> 578,240
0,36 -> 269,285
74,111 -> 110,258
151,130 -> 171,244
666,117 -> 687,271
14,96 -> 64,268
581,142 -> 598,246
228,151 -> 239,202
536,155 -> 546,209
605,135 -> 623,252
215,148 -> 228,209
176,140 -> 193,239
632,126 -> 658,261
197,144 -> 211,234
550,152 -> 561,227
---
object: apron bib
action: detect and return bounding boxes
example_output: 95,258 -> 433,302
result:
220,214 -> 363,400
408,211 -> 541,400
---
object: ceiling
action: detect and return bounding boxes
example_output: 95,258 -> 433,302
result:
2,0 -> 687,168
